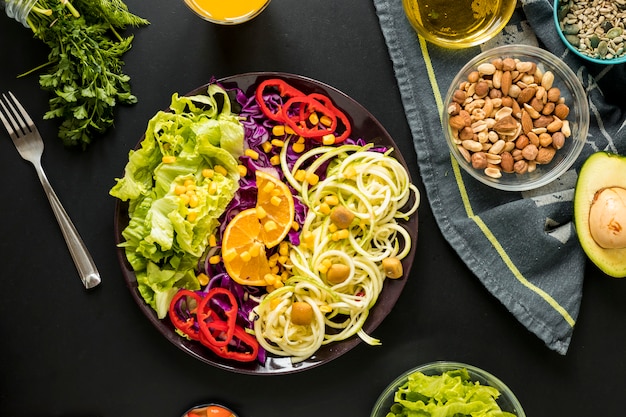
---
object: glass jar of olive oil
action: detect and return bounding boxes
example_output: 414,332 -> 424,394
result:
402,0 -> 517,49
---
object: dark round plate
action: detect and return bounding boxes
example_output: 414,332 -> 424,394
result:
114,72 -> 419,375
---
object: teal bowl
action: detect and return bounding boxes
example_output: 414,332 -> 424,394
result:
554,0 -> 626,65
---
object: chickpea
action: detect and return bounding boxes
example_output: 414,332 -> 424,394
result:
330,205 -> 355,229
291,301 -> 314,326
326,263 -> 350,284
382,257 -> 403,279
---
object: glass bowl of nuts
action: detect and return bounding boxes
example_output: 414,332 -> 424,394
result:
554,0 -> 626,65
443,44 -> 589,191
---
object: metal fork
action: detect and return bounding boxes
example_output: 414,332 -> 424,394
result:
0,92 -> 101,289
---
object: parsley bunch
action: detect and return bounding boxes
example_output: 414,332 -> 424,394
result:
23,0 -> 149,148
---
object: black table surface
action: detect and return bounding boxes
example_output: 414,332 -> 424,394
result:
1,1 -> 625,416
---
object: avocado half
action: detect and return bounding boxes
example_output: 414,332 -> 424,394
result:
574,152 -> 626,278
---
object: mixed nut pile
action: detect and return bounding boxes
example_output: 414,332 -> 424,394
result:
557,0 -> 626,60
447,57 -> 572,179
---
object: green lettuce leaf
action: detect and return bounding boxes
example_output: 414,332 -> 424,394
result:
110,84 -> 243,318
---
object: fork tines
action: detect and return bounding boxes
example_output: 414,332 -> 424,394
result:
0,92 -> 34,139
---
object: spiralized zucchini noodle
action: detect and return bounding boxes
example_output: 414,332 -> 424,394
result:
252,141 -> 420,363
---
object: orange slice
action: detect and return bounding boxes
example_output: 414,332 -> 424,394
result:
222,208 -> 271,286
255,170 -> 295,248
221,171 -> 295,286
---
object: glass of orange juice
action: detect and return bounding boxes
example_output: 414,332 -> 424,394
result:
183,0 -> 270,25
402,0 -> 517,49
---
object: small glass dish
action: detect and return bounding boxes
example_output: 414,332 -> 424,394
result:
554,0 -> 626,65
443,44 -> 589,191
402,0 -> 517,49
370,361 -> 526,417
182,0 -> 270,25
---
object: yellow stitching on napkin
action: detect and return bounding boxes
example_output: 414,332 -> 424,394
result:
419,37 -> 575,328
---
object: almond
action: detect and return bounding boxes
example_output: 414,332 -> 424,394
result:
501,151 -> 515,173
521,110 -> 534,134
501,71 -> 512,96
517,86 -> 537,104
536,146 -> 556,164
547,87 -> 561,102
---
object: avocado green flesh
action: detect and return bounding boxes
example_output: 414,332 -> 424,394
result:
574,152 -> 626,278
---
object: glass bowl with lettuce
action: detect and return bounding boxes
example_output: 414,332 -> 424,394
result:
370,361 -> 525,417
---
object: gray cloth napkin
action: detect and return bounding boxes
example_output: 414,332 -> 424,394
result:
372,0 -> 626,354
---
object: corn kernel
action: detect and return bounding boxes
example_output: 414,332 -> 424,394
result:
269,155 -> 280,166
294,169 -> 307,182
184,178 -> 195,187
270,196 -> 282,207
332,229 -> 350,241
292,142 -> 305,153
237,165 -> 247,177
296,136 -> 306,144
245,149 -> 260,160
261,141 -> 273,153
272,125 -> 285,136
197,272 -> 209,286
320,115 -> 333,127
264,274 -> 276,285
209,255 -> 221,265
328,223 -> 338,233
318,202 -> 331,215
324,195 -> 339,206
214,165 -> 227,176
322,134 -> 336,145
202,168 -> 214,178
291,221 -> 300,231
209,234 -> 217,247
279,242 -> 289,256
318,263 -> 330,274
302,230 -> 314,244
222,248 -> 238,262
240,251 -> 252,262
320,305 -> 333,313
256,206 -> 267,219
308,112 -> 320,125
343,165 -> 357,179
273,279 -> 284,289
270,298 -> 281,310
208,182 -> 218,195
162,155 -> 176,164
271,266 -> 280,274
249,242 -> 262,257
179,194 -> 190,205
188,194 -> 199,208
186,212 -> 198,222
305,172 -> 319,186
174,185 -> 187,195
278,255 -> 288,264
285,125 -> 295,135
271,139 -> 285,148
264,220 -> 278,232
262,181 -> 276,194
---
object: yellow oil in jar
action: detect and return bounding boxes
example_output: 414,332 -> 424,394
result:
403,0 -> 516,48
184,0 -> 270,24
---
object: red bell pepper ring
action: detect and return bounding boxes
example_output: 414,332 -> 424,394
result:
308,93 -> 352,143
168,289 -> 202,341
200,320 -> 259,362
281,95 -> 338,139
255,79 -> 305,123
197,287 -> 238,347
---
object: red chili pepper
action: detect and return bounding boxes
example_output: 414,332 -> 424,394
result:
255,79 -> 305,122
197,287 -> 238,347
168,289 -> 202,341
200,320 -> 259,362
308,93 -> 352,143
281,95 -> 338,139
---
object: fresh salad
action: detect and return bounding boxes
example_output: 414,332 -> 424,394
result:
110,76 -> 420,365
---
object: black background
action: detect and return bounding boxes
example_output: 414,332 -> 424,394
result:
1,1 -> 625,416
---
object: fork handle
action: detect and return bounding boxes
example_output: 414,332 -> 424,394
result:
34,164 -> 102,289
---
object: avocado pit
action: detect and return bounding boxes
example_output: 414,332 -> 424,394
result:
589,187 -> 626,249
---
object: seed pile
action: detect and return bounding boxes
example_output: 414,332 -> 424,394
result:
447,57 -> 573,179
557,0 -> 626,60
